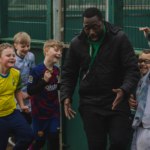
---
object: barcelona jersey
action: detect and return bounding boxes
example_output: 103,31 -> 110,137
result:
27,62 -> 60,119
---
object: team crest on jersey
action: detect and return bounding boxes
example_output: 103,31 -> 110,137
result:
50,70 -> 53,73
28,75 -> 33,83
12,78 -> 15,86
38,131 -> 44,137
56,75 -> 59,79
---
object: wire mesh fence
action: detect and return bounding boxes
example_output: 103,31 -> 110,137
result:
64,0 -> 106,44
2,0 -> 150,50
8,0 -> 47,41
123,0 -> 150,50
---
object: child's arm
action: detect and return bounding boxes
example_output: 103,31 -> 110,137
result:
15,89 -> 29,113
27,80 -> 48,95
21,91 -> 30,100
27,70 -> 51,96
129,94 -> 137,110
139,27 -> 150,38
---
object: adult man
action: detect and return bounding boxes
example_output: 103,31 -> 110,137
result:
60,7 -> 140,150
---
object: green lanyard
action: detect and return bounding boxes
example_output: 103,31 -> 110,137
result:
82,25 -> 106,80
88,25 -> 106,70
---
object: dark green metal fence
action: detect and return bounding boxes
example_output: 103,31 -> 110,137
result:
1,0 -> 52,41
64,0 -> 106,44
123,0 -> 150,50
64,0 -> 150,51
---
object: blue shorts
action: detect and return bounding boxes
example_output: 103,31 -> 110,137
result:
32,116 -> 60,140
0,110 -> 34,150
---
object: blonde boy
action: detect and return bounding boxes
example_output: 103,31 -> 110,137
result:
27,39 -> 63,150
9,32 -> 35,146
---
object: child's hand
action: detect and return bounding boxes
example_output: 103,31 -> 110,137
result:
22,91 -> 30,100
129,94 -> 137,110
44,70 -> 52,82
21,106 -> 29,113
139,27 -> 150,38
139,27 -> 150,32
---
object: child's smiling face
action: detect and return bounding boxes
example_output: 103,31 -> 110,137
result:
0,48 -> 16,68
138,53 -> 150,76
45,46 -> 62,64
14,43 -> 30,58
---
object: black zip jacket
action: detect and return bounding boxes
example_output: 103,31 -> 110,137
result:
60,21 -> 140,114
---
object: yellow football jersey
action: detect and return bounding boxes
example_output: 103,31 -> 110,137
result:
0,68 -> 23,117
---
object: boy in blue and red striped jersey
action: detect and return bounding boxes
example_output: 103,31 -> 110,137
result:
27,39 -> 63,150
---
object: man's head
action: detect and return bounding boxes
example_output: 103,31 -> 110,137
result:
82,7 -> 104,42
43,39 -> 63,64
138,50 -> 150,76
14,32 -> 31,58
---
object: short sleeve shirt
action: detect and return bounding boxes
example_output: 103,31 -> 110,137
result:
14,52 -> 35,93
27,62 -> 60,119
0,68 -> 23,117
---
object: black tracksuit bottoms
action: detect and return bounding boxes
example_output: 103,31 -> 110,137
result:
78,105 -> 132,150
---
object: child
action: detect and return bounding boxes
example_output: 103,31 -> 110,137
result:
129,50 -> 150,150
27,39 -> 63,150
8,32 -> 35,146
0,43 -> 34,150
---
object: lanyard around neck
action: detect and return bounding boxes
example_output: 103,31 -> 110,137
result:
88,25 -> 106,70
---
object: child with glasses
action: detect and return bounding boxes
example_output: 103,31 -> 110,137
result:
129,50 -> 150,150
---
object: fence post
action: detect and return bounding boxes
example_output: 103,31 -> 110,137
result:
0,0 -> 8,38
46,0 -> 52,40
53,0 -> 59,41
108,0 -> 123,29
105,0 -> 109,21
59,0 -> 64,150
59,0 -> 64,43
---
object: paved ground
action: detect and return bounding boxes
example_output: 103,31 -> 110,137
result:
6,148 -> 13,150
6,144 -> 43,150
6,143 -> 13,150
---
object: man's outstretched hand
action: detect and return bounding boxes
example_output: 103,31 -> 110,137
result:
64,98 -> 76,120
112,89 -> 124,110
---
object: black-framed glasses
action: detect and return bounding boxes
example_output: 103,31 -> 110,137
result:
138,59 -> 150,64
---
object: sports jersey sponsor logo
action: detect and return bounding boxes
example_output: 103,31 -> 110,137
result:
28,75 -> 33,83
45,84 -> 57,91
38,131 -> 44,137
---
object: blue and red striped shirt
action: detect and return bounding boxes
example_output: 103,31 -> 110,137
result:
28,62 -> 60,119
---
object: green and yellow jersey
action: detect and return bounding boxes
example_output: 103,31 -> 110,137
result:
0,68 -> 23,117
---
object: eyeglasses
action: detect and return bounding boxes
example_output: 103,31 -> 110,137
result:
138,59 -> 150,64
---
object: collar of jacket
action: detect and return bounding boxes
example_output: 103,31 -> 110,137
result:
78,21 -> 121,44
